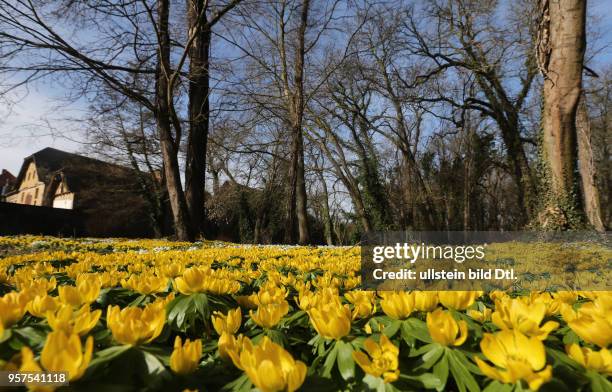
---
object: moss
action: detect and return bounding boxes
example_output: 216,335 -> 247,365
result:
532,104 -> 585,230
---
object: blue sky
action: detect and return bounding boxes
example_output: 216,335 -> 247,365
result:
1,0 -> 610,176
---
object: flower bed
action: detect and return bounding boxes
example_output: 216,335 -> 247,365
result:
0,236 -> 610,391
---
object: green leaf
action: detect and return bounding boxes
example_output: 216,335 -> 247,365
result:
409,342 -> 437,357
192,293 -> 209,320
483,381 -> 513,392
14,326 -> 46,347
0,329 -> 12,343
546,347 -> 580,370
363,374 -> 386,392
128,294 -> 147,307
90,345 -> 132,365
454,350 -> 483,375
84,345 -> 132,379
336,340 -> 355,380
383,320 -> 402,337
141,350 -> 168,377
433,352 -> 449,391
265,329 -> 288,347
221,373 -> 252,392
401,318 -> 432,343
448,350 -> 480,392
322,342 -> 338,378
167,295 -> 190,328
562,330 -> 580,345
420,344 -> 444,370
588,370 -> 612,392
400,372 -> 443,389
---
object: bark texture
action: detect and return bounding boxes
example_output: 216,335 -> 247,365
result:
576,95 -> 605,231
538,0 -> 587,228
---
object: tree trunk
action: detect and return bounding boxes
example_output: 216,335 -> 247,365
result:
539,0 -> 586,229
156,0 -> 194,241
284,135 -> 298,243
185,0 -> 211,237
317,171 -> 334,245
576,94 -> 605,231
499,119 -> 537,223
293,0 -> 310,245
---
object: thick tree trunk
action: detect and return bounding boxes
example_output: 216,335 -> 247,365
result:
539,0 -> 586,228
576,95 -> 605,231
185,0 -> 210,237
156,0 -> 194,241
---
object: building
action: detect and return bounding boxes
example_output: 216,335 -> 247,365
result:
2,147 -> 160,237
0,169 -> 16,198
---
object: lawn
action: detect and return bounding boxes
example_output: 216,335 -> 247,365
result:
0,236 -> 610,392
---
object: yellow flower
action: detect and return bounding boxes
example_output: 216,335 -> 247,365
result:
426,308 -> 468,346
205,277 -> 241,295
230,336 -> 307,392
173,267 -> 210,294
252,283 -> 288,306
467,308 -> 492,323
212,307 -> 242,335
566,344 -> 612,376
158,263 -> 185,278
345,291 -> 376,319
546,291 -> 577,315
27,294 -> 61,318
76,274 -> 102,304
41,330 -> 93,381
0,292 -> 29,331
353,335 -> 399,383
19,347 -> 43,373
474,330 -> 552,391
308,301 -> 352,340
46,305 -> 101,336
170,336 -> 202,375
413,291 -> 439,312
561,299 -> 612,348
250,302 -> 289,329
174,267 -> 240,295
438,291 -> 481,310
58,276 -> 101,308
297,290 -> 318,311
379,291 -> 415,320
58,286 -> 81,307
19,277 -> 57,296
218,332 -> 244,361
492,297 -> 559,340
121,274 -> 168,295
106,303 -> 166,345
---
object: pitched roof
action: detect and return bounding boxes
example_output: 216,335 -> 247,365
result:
0,169 -> 16,194
0,169 -> 15,183
10,147 -> 137,192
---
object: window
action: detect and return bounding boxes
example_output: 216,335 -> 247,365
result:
34,188 -> 39,202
